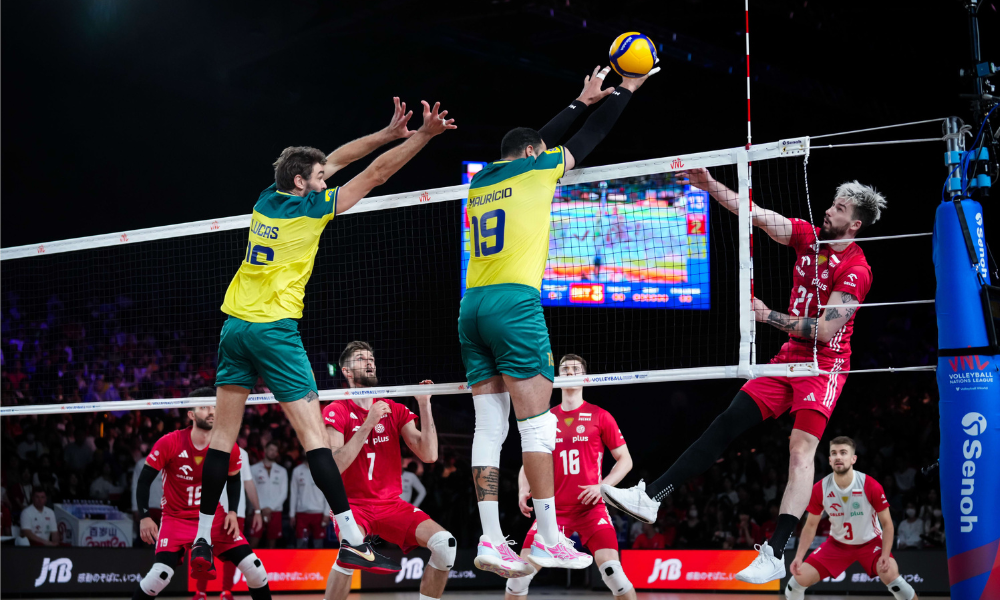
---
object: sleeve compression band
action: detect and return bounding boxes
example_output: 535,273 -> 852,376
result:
563,88 -> 632,164
136,464 -> 160,517
538,100 -> 587,147
227,472 -> 241,513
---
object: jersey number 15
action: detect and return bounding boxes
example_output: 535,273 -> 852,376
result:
470,209 -> 506,257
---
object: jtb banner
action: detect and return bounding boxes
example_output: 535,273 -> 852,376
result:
933,199 -> 1000,599
621,549 -> 780,591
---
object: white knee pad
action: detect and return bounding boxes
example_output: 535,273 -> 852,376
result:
785,575 -> 806,600
237,553 -> 268,588
517,411 -> 556,454
599,560 -> 633,597
471,393 -> 510,467
330,562 -> 355,577
887,576 -> 915,600
504,569 -> 536,596
427,530 -> 457,571
139,563 -> 174,597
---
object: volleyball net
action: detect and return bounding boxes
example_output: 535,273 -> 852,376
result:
0,133 -> 935,416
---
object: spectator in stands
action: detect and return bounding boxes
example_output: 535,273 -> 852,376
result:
760,501 -> 779,541
676,505 -> 707,548
250,441 -> 288,548
893,457 -> 917,493
400,461 -> 426,507
89,463 -> 124,501
734,510 -> 761,548
32,455 -> 60,500
17,428 -> 46,461
896,502 -> 924,550
633,523 -> 667,549
923,510 -> 945,548
918,488 -> 939,523
289,461 -> 328,549
20,489 -> 60,547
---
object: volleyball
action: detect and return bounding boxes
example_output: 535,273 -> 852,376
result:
608,32 -> 657,78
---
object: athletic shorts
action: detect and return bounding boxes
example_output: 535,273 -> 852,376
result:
741,341 -> 848,434
458,283 -> 554,386
257,511 -> 282,540
523,503 -> 618,554
331,499 -> 431,554
806,535 -> 891,579
156,508 -> 247,555
295,512 -> 326,540
216,316 -> 317,402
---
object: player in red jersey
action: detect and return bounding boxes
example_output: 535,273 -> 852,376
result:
787,437 -> 918,600
131,389 -> 272,600
321,341 -> 456,600
505,354 -> 636,599
602,171 -> 887,584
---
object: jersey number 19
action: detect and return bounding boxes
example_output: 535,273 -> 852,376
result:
470,209 -> 506,257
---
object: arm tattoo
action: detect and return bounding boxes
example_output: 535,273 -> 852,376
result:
472,466 -> 499,501
767,310 -> 815,337
824,307 -> 843,321
767,311 -> 790,328
840,291 -> 856,303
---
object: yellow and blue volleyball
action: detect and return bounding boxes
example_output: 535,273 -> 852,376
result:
608,32 -> 657,78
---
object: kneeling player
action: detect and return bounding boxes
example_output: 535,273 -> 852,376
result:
322,342 -> 456,600
133,390 -> 271,600
505,355 -> 636,599
786,437 -> 918,600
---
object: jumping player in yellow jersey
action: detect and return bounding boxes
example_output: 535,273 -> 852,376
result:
460,65 -> 655,578
191,98 -> 456,579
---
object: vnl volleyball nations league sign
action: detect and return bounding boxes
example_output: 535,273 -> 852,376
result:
934,198 -> 1000,599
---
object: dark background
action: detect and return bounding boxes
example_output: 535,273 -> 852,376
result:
1,0 -> 995,557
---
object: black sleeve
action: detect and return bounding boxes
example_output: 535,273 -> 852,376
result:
563,88 -> 633,165
538,100 -> 588,147
226,472 -> 241,514
136,464 -> 159,517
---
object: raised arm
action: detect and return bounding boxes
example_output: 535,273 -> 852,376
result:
790,512 -> 822,577
328,401 -> 390,472
537,66 -> 616,148
322,97 -> 414,178
400,380 -> 438,463
335,100 -> 456,214
679,168 -> 793,245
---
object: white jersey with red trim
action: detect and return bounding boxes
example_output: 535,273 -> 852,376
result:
807,469 -> 889,545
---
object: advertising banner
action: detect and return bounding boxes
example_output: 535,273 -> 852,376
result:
782,550 -> 950,594
359,547 -> 505,590
1,547 -> 185,595
54,504 -> 134,547
621,549 -> 780,591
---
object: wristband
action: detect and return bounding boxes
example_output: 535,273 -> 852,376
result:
254,510 -> 262,514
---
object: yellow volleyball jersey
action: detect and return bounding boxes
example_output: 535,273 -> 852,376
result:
221,183 -> 338,322
465,147 -> 566,290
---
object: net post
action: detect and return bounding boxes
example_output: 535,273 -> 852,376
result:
736,147 -> 754,378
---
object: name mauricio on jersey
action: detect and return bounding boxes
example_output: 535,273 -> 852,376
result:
468,187 -> 512,208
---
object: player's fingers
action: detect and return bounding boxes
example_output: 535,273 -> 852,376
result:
439,110 -> 448,118
601,87 -> 615,97
647,66 -> 661,76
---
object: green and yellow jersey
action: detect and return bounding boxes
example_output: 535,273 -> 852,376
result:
465,146 -> 566,290
221,183 -> 338,322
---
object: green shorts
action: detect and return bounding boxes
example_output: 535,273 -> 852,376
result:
458,283 -> 554,387
215,316 -> 317,402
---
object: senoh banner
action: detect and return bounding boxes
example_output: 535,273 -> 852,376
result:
186,549 -> 359,592
782,550 -> 950,595
1,548 -> 186,595
622,549 -> 780,591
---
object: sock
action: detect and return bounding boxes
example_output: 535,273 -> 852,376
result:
333,509 -> 364,546
645,391 -> 762,501
768,513 -> 800,559
223,560 -> 236,591
533,496 -> 558,545
786,575 -> 806,600
418,595 -> 440,600
247,582 -> 271,600
478,500 -> 505,542
196,448 -> 232,543
196,576 -> 207,593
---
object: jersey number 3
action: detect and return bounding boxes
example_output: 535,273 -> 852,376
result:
470,209 -> 506,257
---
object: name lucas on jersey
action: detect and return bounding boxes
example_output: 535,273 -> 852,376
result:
250,218 -> 280,240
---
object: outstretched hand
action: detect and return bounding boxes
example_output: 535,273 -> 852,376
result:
417,101 -> 457,136
618,59 -> 660,92
386,97 -> 415,139
577,66 -> 616,105
676,167 -> 715,190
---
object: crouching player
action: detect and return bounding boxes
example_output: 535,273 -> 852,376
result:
322,342 -> 456,600
786,436 -> 917,600
506,355 -> 636,599
133,389 -> 271,600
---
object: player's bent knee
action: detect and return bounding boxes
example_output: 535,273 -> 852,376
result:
505,570 -> 536,596
517,411 -> 556,454
472,393 -> 510,467
599,560 -> 633,597
330,563 -> 354,577
139,563 -> 174,597
427,530 -> 457,571
886,576 -> 916,600
237,553 -> 268,588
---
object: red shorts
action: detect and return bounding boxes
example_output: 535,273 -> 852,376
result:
742,342 -> 848,437
294,512 -> 326,540
523,503 -> 618,554
156,508 -> 247,555
331,499 -> 431,553
257,511 -> 282,540
806,535 -> 891,579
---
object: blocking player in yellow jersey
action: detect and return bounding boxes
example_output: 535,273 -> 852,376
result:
191,98 -> 456,579
459,65 -> 655,578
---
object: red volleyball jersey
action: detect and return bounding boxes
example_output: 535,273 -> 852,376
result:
551,402 -> 626,512
146,428 -> 241,519
322,398 -> 417,502
786,218 -> 873,359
